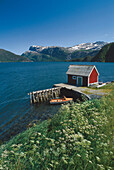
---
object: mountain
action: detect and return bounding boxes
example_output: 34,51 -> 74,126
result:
67,41 -> 108,52
92,42 -> 114,62
0,49 -> 31,62
0,41 -> 110,62
22,46 -> 70,61
22,41 -> 108,62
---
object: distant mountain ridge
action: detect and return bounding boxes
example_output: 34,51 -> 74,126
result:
1,41 -> 113,62
28,41 -> 108,52
22,41 -> 108,62
0,49 -> 31,62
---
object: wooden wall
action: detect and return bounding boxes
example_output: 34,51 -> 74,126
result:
89,68 -> 98,84
68,75 -> 88,86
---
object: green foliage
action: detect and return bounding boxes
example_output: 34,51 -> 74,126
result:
0,49 -> 31,62
92,43 -> 114,62
0,91 -> 113,169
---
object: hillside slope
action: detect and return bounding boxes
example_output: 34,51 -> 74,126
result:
0,49 -> 31,62
92,43 -> 114,62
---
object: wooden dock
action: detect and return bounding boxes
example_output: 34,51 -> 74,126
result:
28,83 -> 91,104
28,87 -> 61,104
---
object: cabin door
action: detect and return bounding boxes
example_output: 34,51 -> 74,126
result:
77,77 -> 82,86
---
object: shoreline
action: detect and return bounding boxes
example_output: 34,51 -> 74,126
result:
0,82 -> 113,144
0,103 -> 61,144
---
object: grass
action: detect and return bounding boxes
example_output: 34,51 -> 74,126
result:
99,82 -> 114,89
0,84 -> 114,170
82,83 -> 114,95
82,88 -> 112,95
89,82 -> 114,90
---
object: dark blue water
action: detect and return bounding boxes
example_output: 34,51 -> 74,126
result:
0,62 -> 114,141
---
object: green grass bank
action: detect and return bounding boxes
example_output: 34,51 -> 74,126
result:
0,84 -> 114,170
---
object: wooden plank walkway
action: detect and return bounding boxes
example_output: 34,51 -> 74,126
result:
54,83 -> 108,99
54,83 -> 81,91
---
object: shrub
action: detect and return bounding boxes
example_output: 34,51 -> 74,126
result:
0,93 -> 113,170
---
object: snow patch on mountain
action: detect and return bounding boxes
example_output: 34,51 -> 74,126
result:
22,41 -> 109,57
67,41 -> 108,52
29,45 -> 60,52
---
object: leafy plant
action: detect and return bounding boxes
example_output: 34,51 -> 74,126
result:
0,88 -> 113,169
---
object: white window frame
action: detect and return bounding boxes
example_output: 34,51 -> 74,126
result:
72,76 -> 77,80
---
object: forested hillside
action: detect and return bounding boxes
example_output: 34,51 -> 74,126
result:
0,49 -> 31,62
92,43 -> 114,62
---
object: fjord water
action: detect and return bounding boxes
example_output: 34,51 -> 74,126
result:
0,62 -> 114,141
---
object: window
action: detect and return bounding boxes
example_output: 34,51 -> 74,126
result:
72,76 -> 76,80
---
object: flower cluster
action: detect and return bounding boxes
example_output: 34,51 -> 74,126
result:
0,94 -> 113,169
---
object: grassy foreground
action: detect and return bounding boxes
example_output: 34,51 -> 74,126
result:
0,87 -> 114,169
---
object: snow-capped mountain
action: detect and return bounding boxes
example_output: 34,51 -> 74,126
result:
29,45 -> 66,53
22,41 -> 109,62
23,41 -> 108,55
67,41 -> 108,52
29,45 -> 52,52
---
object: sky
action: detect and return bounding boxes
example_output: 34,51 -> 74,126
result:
0,0 -> 114,54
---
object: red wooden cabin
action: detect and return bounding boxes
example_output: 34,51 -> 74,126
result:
66,65 -> 99,87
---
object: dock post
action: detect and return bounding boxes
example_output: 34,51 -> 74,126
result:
32,93 -> 35,103
44,91 -> 46,101
30,92 -> 32,104
42,92 -> 44,102
51,89 -> 53,99
36,93 -> 39,103
58,87 -> 60,95
48,91 -> 50,100
40,92 -> 43,102
45,91 -> 48,101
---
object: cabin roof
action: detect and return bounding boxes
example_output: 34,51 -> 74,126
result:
66,65 -> 99,77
